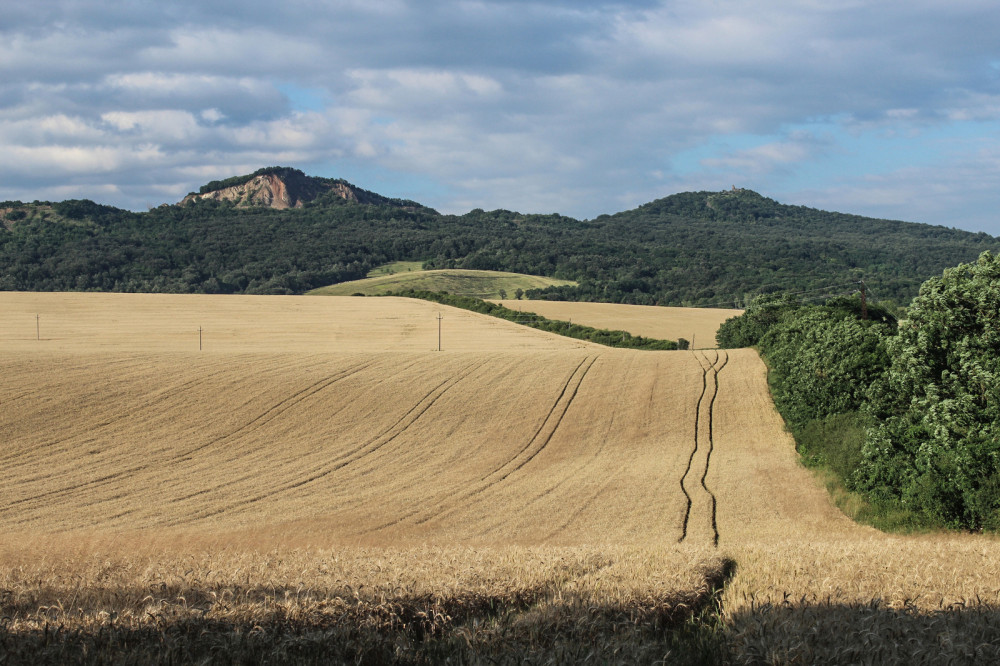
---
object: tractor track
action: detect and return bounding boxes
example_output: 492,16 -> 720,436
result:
360,354 -> 598,535
181,357 -> 491,525
2,359 -> 375,514
678,350 -> 727,546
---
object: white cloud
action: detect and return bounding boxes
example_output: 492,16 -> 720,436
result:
0,0 -> 998,231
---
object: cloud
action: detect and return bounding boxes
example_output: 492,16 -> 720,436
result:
0,0 -> 999,233
789,139 -> 1000,233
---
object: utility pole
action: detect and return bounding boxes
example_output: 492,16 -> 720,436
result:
199,326 -> 203,351
36,314 -> 39,341
859,280 -> 868,321
437,313 -> 442,351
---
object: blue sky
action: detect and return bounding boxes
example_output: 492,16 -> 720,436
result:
2,1 -> 1000,233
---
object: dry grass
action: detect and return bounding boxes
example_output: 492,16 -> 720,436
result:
494,300 -> 740,349
2,292 -> 999,663
0,538 -> 727,663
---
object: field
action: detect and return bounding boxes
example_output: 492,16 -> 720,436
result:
306,268 -> 576,298
2,292 -> 999,663
495,300 -> 741,349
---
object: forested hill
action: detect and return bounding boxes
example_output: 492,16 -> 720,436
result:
0,169 -> 996,306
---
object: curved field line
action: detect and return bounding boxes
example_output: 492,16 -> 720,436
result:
678,353 -> 711,543
179,357 -> 492,525
0,360 -> 376,514
699,351 -> 728,547
0,363 -> 239,467
361,355 -> 598,534
168,358 -> 378,462
141,356 -> 443,509
503,355 -> 647,540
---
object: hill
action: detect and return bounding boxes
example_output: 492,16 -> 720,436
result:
1,168 -> 997,305
180,166 -> 429,210
308,268 -> 576,298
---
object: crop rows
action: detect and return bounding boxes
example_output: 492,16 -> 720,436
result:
3,293 -> 1000,663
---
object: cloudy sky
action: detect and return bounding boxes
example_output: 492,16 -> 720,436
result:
3,1 -> 1000,233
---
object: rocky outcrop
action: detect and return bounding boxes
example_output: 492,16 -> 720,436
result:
180,167 -> 427,212
181,173 -> 341,209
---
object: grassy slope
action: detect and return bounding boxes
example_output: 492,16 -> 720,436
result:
307,268 -> 576,299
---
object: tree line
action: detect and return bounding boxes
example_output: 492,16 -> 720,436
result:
1,174 -> 997,306
718,252 -> 1000,531
381,289 -> 678,350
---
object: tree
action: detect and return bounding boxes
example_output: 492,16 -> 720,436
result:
515,288 -> 524,300
498,288 -> 507,299
858,251 -> 1000,529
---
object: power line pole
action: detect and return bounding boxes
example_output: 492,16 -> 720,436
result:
36,314 -> 39,341
437,313 -> 442,351
199,326 -> 202,350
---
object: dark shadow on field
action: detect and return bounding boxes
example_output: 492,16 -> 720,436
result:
726,598 -> 1000,664
0,560 -> 736,665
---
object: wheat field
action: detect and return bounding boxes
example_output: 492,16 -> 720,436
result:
494,299 -> 740,349
2,292 -> 998,663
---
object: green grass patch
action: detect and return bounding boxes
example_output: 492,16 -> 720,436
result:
307,269 -> 576,299
792,412 -> 939,534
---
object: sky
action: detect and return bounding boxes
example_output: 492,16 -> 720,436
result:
2,1 -> 1000,234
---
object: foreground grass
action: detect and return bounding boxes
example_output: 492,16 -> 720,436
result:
6,539 -> 1000,664
0,542 -> 731,664
307,268 -> 575,299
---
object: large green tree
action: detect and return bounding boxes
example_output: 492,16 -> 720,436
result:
858,251 -> 1000,529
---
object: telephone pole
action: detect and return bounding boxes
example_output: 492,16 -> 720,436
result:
437,313 -> 442,351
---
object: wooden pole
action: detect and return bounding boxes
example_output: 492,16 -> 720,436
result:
199,326 -> 202,351
36,314 -> 39,341
437,313 -> 443,351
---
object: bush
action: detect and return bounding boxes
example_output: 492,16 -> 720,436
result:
857,251 -> 1000,530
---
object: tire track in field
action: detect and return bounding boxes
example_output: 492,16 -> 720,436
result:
182,357 -> 491,524
160,356 -> 438,503
169,358 -> 377,462
0,359 -> 375,515
0,363 -> 238,467
700,351 -> 728,547
677,353 -> 710,543
491,354 -> 635,540
362,355 -> 598,535
678,351 -> 727,546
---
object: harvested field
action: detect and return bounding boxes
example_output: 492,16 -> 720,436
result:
494,299 -> 740,348
1,291 -> 998,663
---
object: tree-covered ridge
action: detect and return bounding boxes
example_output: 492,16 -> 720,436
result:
0,171 -> 997,304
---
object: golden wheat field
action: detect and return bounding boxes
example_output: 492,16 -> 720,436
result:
494,299 -> 740,349
2,292 -> 999,663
